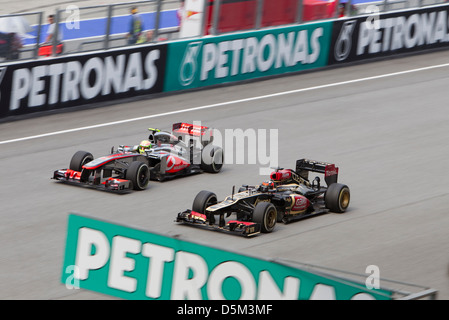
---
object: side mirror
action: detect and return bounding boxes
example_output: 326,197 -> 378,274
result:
312,176 -> 320,190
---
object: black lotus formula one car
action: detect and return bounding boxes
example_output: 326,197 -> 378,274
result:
176,159 -> 350,237
52,123 -> 224,192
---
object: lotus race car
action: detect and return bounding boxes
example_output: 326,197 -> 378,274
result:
52,123 -> 224,192
176,159 -> 350,237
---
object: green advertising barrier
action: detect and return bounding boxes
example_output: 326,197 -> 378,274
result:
61,213 -> 392,300
164,22 -> 332,92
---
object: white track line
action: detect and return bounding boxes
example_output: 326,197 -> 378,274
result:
1,62 -> 449,145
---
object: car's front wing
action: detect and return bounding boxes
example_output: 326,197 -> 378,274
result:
52,168 -> 131,192
176,209 -> 260,237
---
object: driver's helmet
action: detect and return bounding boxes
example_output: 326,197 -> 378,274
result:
261,180 -> 275,191
137,140 -> 152,154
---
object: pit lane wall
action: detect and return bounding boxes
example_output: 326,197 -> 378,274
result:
1,3 -> 449,119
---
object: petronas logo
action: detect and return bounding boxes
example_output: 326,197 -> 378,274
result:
334,20 -> 356,62
179,42 -> 202,86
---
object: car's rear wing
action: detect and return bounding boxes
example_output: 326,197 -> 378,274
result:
172,122 -> 214,145
172,122 -> 210,136
296,159 -> 339,186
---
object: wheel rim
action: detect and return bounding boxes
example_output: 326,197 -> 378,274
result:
339,189 -> 350,210
212,161 -> 223,172
138,165 -> 149,187
265,207 -> 277,229
81,156 -> 92,167
212,151 -> 223,172
205,196 -> 217,210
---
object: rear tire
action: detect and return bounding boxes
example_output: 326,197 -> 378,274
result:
192,190 -> 217,214
126,161 -> 150,190
253,202 -> 277,233
69,151 -> 93,171
201,144 -> 224,173
325,183 -> 350,213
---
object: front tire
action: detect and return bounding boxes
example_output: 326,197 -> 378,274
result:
325,183 -> 350,213
253,202 -> 277,233
69,151 -> 93,171
192,190 -> 217,214
126,161 -> 150,190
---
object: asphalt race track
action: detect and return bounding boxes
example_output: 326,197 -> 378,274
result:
1,50 -> 449,300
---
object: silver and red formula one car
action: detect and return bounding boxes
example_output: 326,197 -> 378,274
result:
176,159 -> 350,237
52,122 -> 224,192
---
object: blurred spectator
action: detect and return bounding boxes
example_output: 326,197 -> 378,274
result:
145,30 -> 154,42
136,30 -> 154,43
0,32 -> 22,60
127,6 -> 144,45
0,15 -> 30,60
39,14 -> 64,56
45,14 -> 63,45
338,1 -> 358,17
9,32 -> 22,59
177,0 -> 185,29
135,30 -> 169,44
0,32 -> 8,57
338,3 -> 346,17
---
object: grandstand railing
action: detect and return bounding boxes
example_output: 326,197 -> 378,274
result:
0,0 -> 446,62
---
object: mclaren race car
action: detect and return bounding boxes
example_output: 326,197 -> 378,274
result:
176,159 -> 350,237
52,123 -> 224,192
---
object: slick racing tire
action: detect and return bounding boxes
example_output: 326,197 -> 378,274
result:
201,144 -> 224,173
192,190 -> 217,214
253,202 -> 277,233
325,183 -> 350,213
69,151 -> 94,171
126,161 -> 150,191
